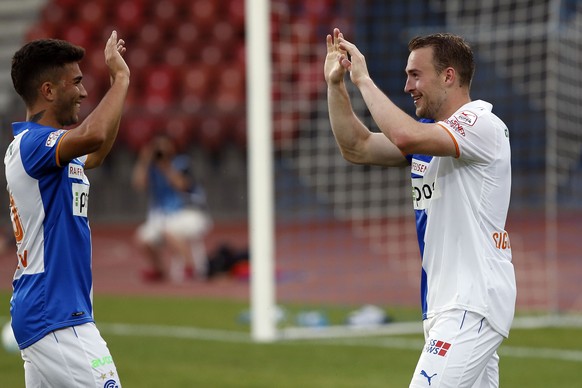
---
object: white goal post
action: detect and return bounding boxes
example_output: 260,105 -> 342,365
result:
246,0 -> 277,342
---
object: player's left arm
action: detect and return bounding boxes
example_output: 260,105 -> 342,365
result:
336,32 -> 457,157
58,31 -> 130,170
356,77 -> 457,157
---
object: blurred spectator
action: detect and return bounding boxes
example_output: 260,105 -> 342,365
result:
132,135 -> 212,282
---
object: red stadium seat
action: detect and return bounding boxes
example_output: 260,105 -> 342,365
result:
180,65 -> 216,99
163,46 -> 188,68
231,115 -> 247,151
164,115 -> 196,150
79,2 -> 107,29
197,117 -> 228,153
122,85 -> 143,116
25,22 -> 57,42
152,0 -> 179,30
214,63 -> 245,114
125,44 -> 150,80
187,0 -> 220,31
179,92 -> 205,115
291,15 -> 317,47
78,73 -> 101,118
272,41 -> 299,83
200,42 -> 224,66
214,88 -> 244,116
121,115 -> 160,152
144,93 -> 174,115
132,63 -> 179,115
40,3 -> 69,28
273,111 -> 300,149
297,59 -> 323,101
83,48 -> 115,103
225,0 -> 245,33
233,42 -> 246,72
143,64 -> 177,96
61,23 -> 94,49
114,0 -> 146,31
217,64 -> 245,93
53,0 -> 81,7
174,22 -> 200,49
212,21 -> 237,58
303,0 -> 335,18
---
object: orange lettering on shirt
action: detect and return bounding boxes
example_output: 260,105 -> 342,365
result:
9,194 -> 24,243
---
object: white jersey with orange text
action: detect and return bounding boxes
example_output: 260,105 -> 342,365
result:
408,100 -> 516,337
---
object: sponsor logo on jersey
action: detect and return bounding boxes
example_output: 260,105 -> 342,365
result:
68,164 -> 85,180
455,110 -> 477,126
492,231 -> 511,250
443,118 -> 466,136
411,159 -> 430,177
92,355 -> 114,368
425,338 -> 451,357
45,130 -> 66,147
420,370 -> 437,385
412,178 -> 439,210
72,183 -> 90,217
103,379 -> 118,388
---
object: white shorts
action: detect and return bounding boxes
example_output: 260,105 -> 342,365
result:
21,323 -> 121,388
409,310 -> 504,388
137,208 -> 211,245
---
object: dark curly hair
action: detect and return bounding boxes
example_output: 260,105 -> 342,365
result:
11,39 -> 85,107
408,33 -> 475,88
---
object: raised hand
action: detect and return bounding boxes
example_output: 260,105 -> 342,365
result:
104,30 -> 130,83
324,28 -> 349,85
335,30 -> 371,87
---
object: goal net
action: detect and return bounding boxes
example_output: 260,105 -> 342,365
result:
251,0 -> 582,339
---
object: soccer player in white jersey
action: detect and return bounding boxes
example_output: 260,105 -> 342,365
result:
5,32 -> 129,387
325,28 -> 515,387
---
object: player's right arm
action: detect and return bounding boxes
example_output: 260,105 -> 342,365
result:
325,29 -> 407,167
58,30 -> 130,169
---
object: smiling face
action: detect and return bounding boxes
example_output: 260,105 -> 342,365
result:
52,62 -> 87,127
404,46 -> 447,121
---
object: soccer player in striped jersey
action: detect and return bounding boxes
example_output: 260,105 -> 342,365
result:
5,31 -> 129,387
325,28 -> 515,387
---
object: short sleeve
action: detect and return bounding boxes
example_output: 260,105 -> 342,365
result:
438,109 -> 500,164
19,129 -> 67,178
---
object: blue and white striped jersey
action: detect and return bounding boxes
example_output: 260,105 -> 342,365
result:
4,122 -> 94,349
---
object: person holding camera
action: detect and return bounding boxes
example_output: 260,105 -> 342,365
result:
131,135 -> 212,282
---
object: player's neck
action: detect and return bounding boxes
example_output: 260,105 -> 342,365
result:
436,92 -> 471,121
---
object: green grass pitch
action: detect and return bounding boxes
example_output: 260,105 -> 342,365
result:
1,292 -> 581,387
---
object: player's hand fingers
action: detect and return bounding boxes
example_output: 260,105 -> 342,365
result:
104,30 -> 130,82
116,39 -> 126,55
326,34 -> 334,53
338,36 -> 357,57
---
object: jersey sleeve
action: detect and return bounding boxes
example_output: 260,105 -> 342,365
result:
438,109 -> 499,164
19,129 -> 67,178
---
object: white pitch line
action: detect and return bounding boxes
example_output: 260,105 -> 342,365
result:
97,321 -> 582,363
99,323 -> 252,343
306,337 -> 582,363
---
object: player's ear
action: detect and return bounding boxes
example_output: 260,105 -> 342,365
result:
39,81 -> 56,102
443,67 -> 455,85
